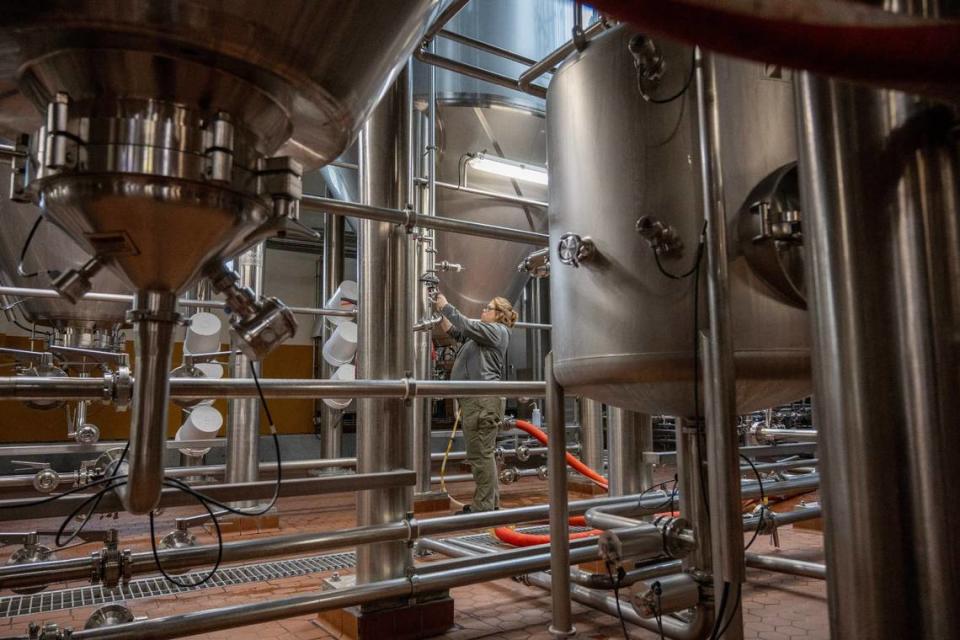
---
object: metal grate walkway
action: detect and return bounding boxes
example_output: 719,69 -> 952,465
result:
0,551 -> 356,617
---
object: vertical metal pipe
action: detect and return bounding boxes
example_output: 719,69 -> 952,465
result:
578,397 -> 604,475
320,213 -> 345,461
676,417 -> 711,573
226,244 -> 263,499
413,51 -> 438,498
606,407 -> 652,496
545,352 -> 575,637
696,47 -> 744,639
356,66 -> 415,586
797,49 -> 960,639
124,290 -> 179,514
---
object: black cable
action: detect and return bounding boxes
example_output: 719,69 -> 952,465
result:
637,49 -> 696,105
709,581 -> 730,640
13,319 -> 51,337
741,454 -> 765,551
715,582 -> 742,639
16,215 -> 44,278
652,580 -> 666,640
149,479 -> 223,588
163,363 -> 282,518
606,562 -> 631,640
55,442 -> 131,547
0,473 -> 127,511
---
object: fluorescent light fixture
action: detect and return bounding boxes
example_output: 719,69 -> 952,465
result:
467,153 -> 548,186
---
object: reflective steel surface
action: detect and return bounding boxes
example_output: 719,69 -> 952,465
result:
0,161 -> 128,329
547,26 -> 810,416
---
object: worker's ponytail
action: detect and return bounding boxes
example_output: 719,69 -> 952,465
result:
490,296 -> 518,328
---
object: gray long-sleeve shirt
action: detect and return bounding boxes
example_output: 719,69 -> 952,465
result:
442,303 -> 510,382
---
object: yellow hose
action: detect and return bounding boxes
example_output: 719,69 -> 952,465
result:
439,408 -> 465,509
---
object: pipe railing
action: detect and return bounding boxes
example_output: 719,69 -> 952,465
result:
0,377 -> 546,402
745,553 -> 826,580
0,286 -> 354,319
301,194 -> 548,246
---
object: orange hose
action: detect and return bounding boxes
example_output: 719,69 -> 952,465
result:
513,419 -> 608,489
493,517 -> 603,547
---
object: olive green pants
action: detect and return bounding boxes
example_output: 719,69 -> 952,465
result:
459,396 -> 504,512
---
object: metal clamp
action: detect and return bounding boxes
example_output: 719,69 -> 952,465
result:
257,156 -> 303,219
499,467 -> 519,484
90,530 -> 131,589
103,366 -> 132,410
402,205 -> 418,232
44,92 -> 82,172
653,515 -> 695,559
404,515 -> 421,543
557,232 -> 596,268
27,622 -> 72,640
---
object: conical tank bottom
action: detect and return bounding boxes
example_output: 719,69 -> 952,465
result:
39,174 -> 272,295
0,163 -> 129,328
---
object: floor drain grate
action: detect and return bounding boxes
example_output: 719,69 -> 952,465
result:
0,551 -> 357,617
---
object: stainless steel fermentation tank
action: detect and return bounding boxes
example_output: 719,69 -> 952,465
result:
416,0 -> 574,312
0,0 -> 439,514
547,26 -> 810,416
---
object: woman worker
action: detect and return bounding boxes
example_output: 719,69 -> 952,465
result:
434,292 -> 518,513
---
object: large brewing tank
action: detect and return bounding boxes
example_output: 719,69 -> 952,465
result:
0,161 -> 128,331
547,26 -> 810,416
416,0 -> 577,311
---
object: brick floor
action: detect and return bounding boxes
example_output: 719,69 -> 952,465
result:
1,468 -> 828,639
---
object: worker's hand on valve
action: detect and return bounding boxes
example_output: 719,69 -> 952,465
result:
433,292 -> 448,311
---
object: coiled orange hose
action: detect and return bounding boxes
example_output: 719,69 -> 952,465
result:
512,419 -> 609,489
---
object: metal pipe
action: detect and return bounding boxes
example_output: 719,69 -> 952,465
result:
355,67 -> 415,588
545,352 -> 575,637
421,178 -> 549,209
797,43 -> 960,638
422,0 -> 471,42
413,48 -> 547,100
696,47 -> 744,640
516,20 -> 607,94
0,286 -> 353,318
756,428 -> 818,442
320,210 -> 345,461
676,417 -> 711,572
226,245 -> 263,506
436,29 -> 539,67
745,553 -> 826,580
124,290 -> 179,515
0,471 -> 415,521
301,194 -> 549,246
578,398 -> 605,475
0,377 -> 546,401
607,407 -> 652,495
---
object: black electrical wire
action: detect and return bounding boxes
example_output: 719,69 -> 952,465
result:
709,581 -> 731,640
606,562 -> 631,640
0,472 -> 127,511
149,479 -> 223,588
715,582 -> 743,640
16,215 -> 44,278
652,580 -> 666,640
55,442 -> 131,547
637,49 -> 696,105
741,454 -> 765,552
12,319 -> 51,337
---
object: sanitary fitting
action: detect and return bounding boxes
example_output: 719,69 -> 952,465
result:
5,532 -> 57,595
33,467 -> 60,494
494,447 -> 505,464
90,529 -> 132,589
102,365 -> 132,410
205,261 -> 297,360
536,465 -> 549,481
51,256 -> 106,304
628,35 -> 665,88
636,216 -> 683,256
515,445 -> 532,462
257,156 -> 303,219
436,260 -> 463,273
499,467 -> 519,484
517,248 -> 550,278
557,232 -> 596,268
653,515 -> 696,559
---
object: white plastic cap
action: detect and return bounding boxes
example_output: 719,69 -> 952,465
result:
322,321 -> 358,366
184,312 -> 222,355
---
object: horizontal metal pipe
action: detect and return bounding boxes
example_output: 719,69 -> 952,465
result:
0,471 -> 415,521
68,538 -> 611,639
512,321 -> 551,331
0,377 -> 546,402
301,194 -> 549,246
745,553 -> 826,580
746,458 -> 818,473
422,178 -> 548,209
0,439 -> 228,458
436,29 -> 540,66
431,468 -> 539,485
0,286 -> 351,318
413,48 -> 548,99
757,428 -> 818,442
